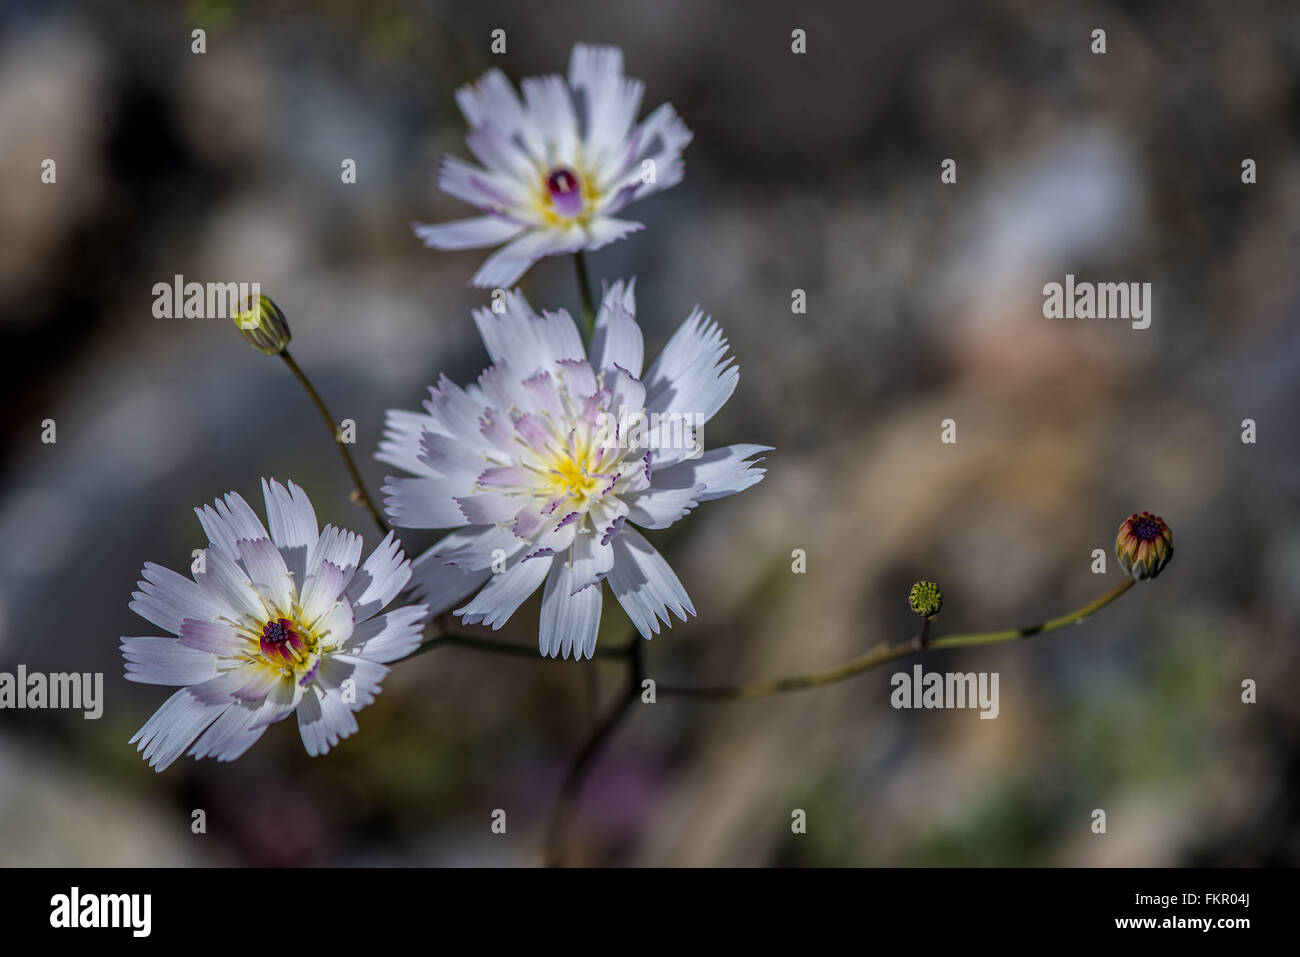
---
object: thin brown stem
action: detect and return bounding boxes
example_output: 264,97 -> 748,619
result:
409,631 -> 634,661
544,636 -> 645,865
280,350 -> 389,536
914,616 -> 932,651
658,579 -> 1136,701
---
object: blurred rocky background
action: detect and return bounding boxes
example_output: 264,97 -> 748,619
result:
1,0 -> 1297,865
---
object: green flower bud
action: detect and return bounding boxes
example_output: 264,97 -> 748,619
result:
233,293 -> 291,356
909,580 -> 943,619
1115,511 -> 1173,581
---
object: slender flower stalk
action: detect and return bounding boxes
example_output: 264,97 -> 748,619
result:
573,251 -> 597,339
411,629 -> 634,660
545,629 -> 644,865
280,350 -> 390,536
657,579 -> 1136,701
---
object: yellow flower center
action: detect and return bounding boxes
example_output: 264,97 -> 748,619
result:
545,448 -> 603,506
232,612 -> 326,686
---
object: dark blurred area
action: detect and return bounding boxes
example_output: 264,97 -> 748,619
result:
1,0 -> 1298,865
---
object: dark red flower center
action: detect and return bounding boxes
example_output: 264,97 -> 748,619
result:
1129,513 -> 1164,541
261,618 -> 294,644
546,167 -> 584,218
547,168 -> 578,195
260,617 -> 306,663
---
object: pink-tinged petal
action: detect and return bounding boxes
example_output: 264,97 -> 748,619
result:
194,505 -> 239,562
418,429 -> 488,481
299,560 -> 349,628
454,68 -> 538,151
343,531 -> 414,622
464,122 -> 538,183
249,675 -> 303,730
606,364 -> 645,418
316,653 -> 389,709
236,537 -> 293,613
623,483 -> 705,530
316,594 -> 356,648
512,502 -> 548,538
555,357 -> 598,400
569,529 -> 615,594
194,492 -> 270,563
583,216 -> 644,251
383,475 -> 473,529
409,551 -> 493,617
426,374 -> 492,448
187,699 -> 273,762
129,562 -> 222,636
478,465 -> 530,488
426,525 -> 525,571
568,45 -> 643,157
438,153 -> 528,207
513,412 -> 553,450
520,370 -> 565,419
345,605 -> 429,664
524,517 -> 577,557
479,407 -> 516,451
476,363 -> 534,415
130,689 -> 229,772
228,666 -> 284,703
539,558 -> 604,660
579,388 -> 612,428
456,553 -> 553,630
607,101 -> 692,207
469,225 -> 586,288
606,527 -> 694,639
178,619 -> 245,656
297,685 -> 359,757
121,637 -> 218,686
305,526 -> 362,591
614,451 -> 652,495
472,291 -> 584,374
601,514 -> 627,546
376,409 -> 440,475
520,73 -> 579,163
195,548 -> 269,625
218,490 -> 271,542
261,478 -> 318,584
588,496 -> 630,545
590,284 -> 644,378
457,491 -> 520,525
652,444 -> 772,501
643,308 -> 738,425
412,215 -> 526,250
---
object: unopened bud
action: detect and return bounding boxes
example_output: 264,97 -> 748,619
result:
233,294 -> 291,356
908,580 -> 943,619
1115,511 -> 1173,581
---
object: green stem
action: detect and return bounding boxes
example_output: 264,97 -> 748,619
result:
658,579 -> 1136,701
914,616 -> 932,651
573,251 -> 597,340
280,350 -> 389,536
